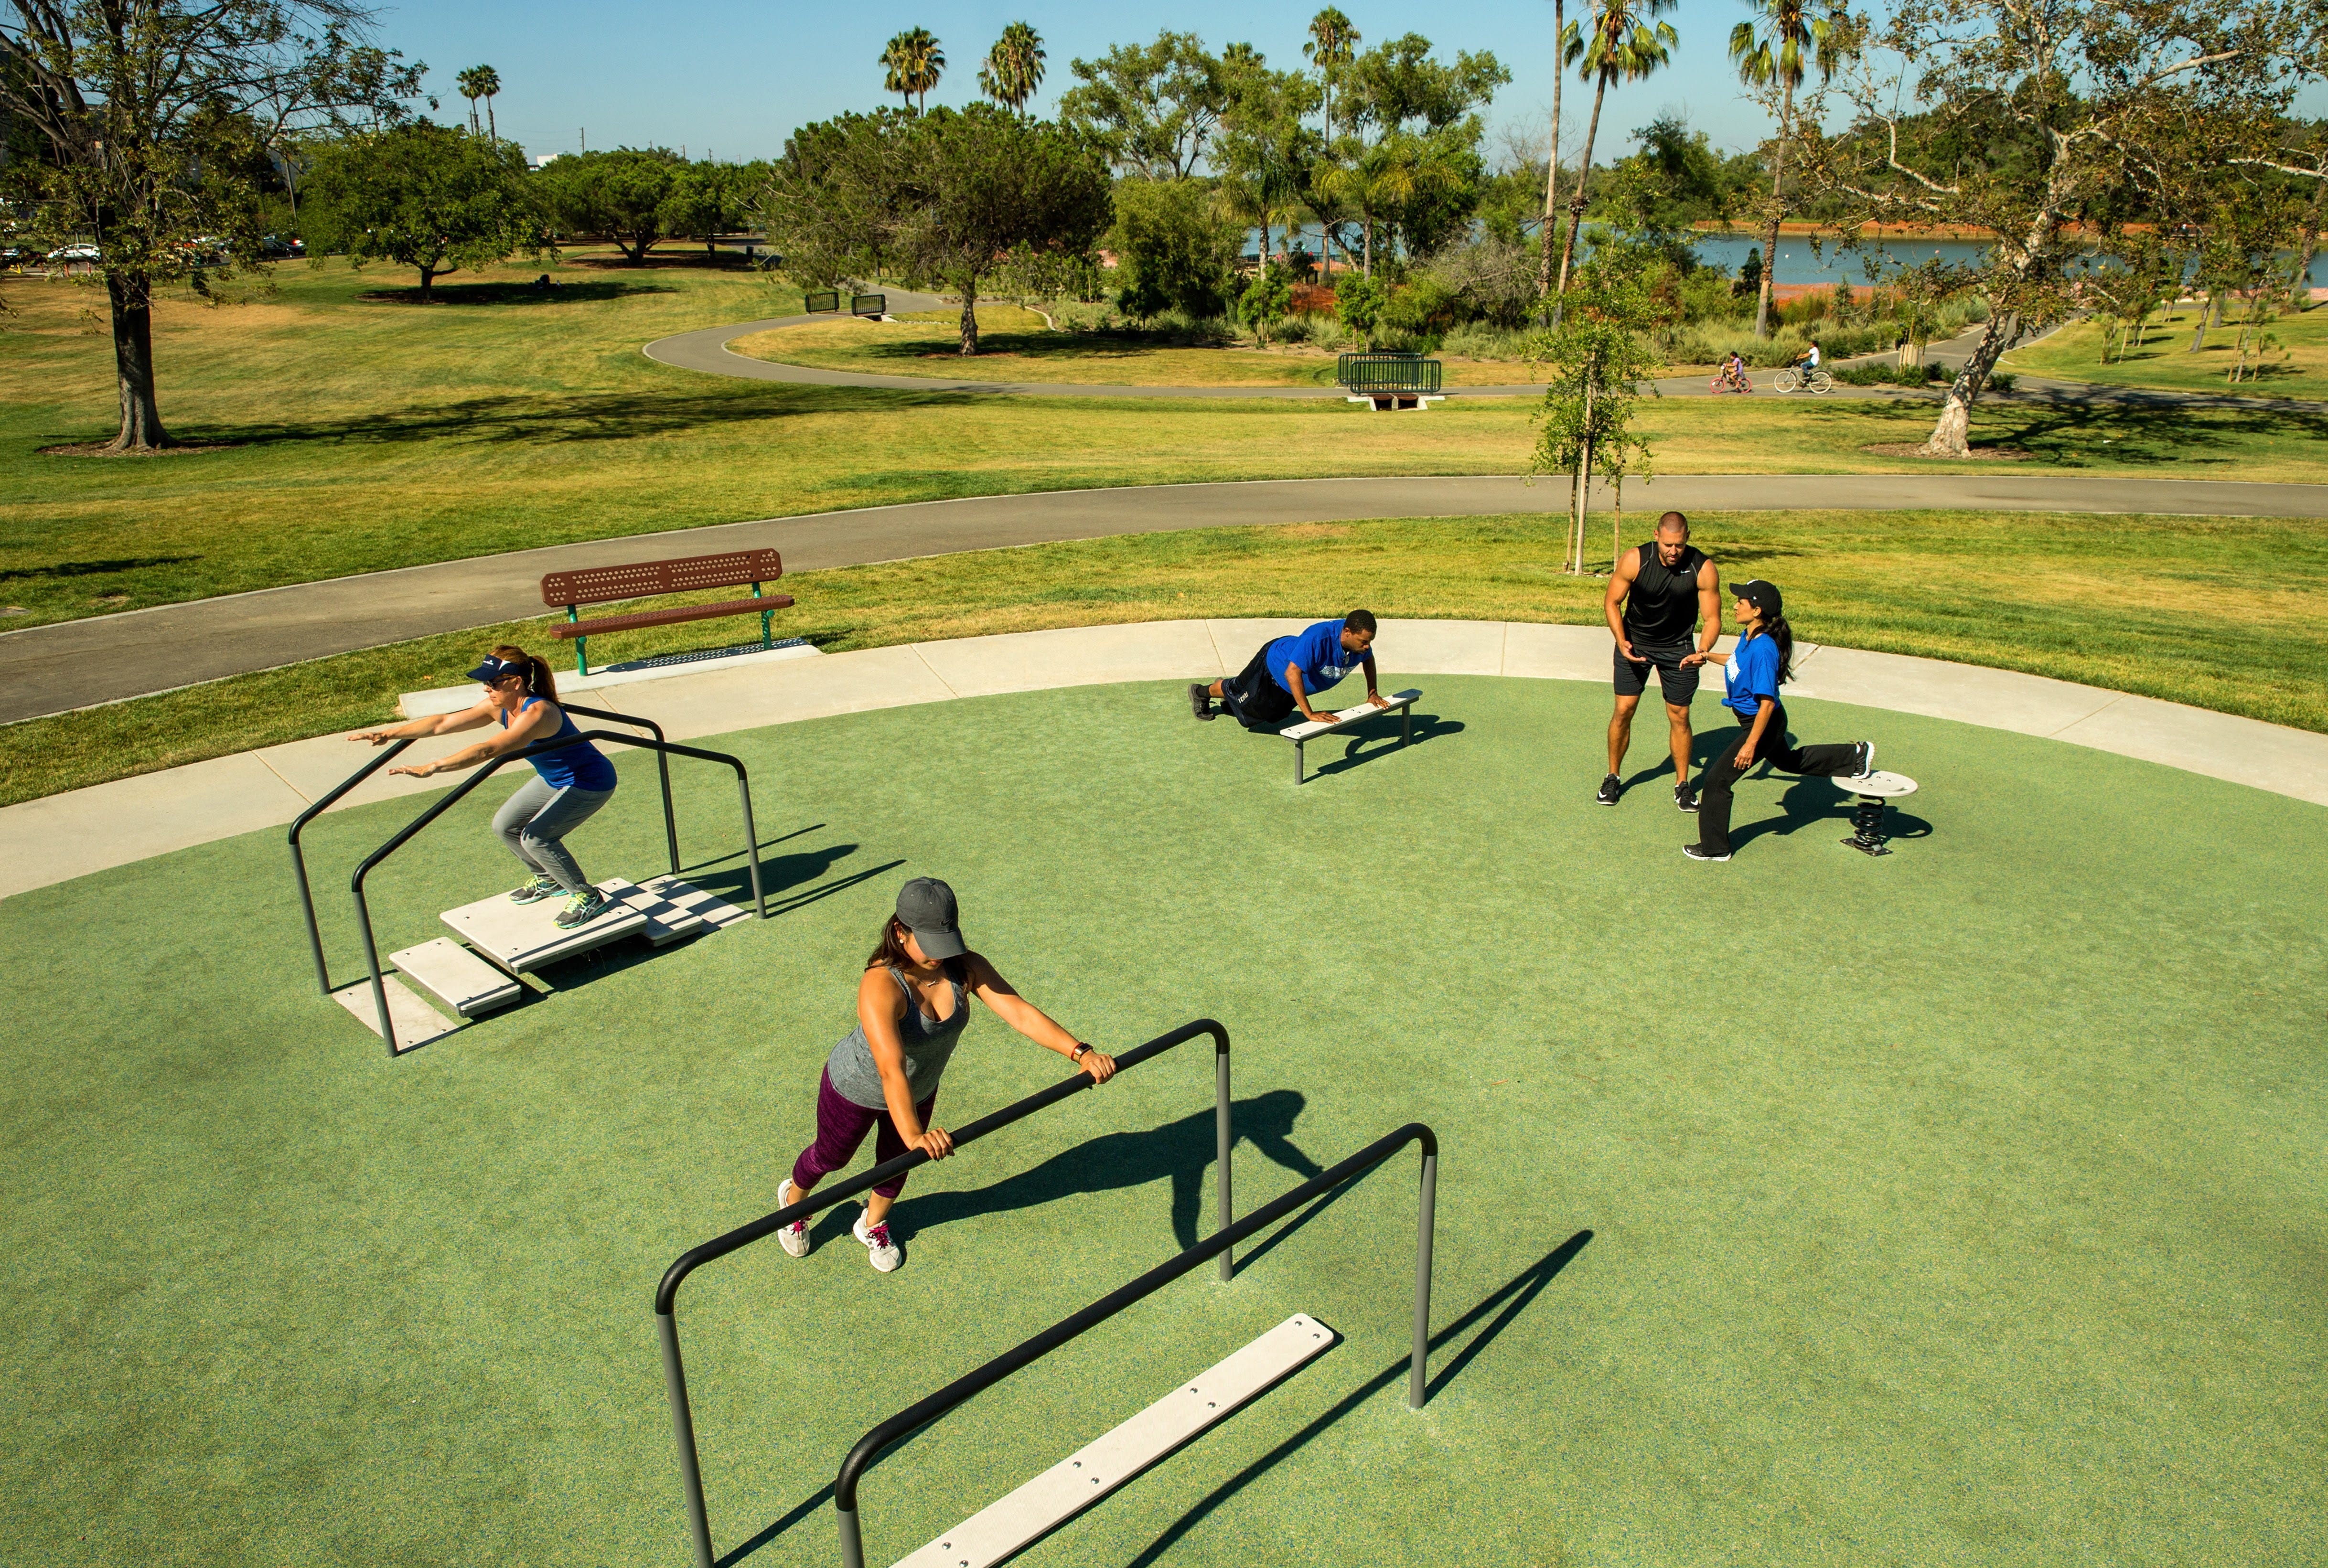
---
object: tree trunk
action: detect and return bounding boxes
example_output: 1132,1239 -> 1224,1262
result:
1362,217 -> 1372,276
1610,473 -> 1621,576
2189,292 -> 2210,352
417,264 -> 439,295
105,272 -> 168,451
487,99 -> 498,146
960,279 -> 980,355
1552,73 -> 1609,321
1919,311 -> 2015,458
2290,179 -> 2323,304
1754,84 -> 1795,341
1570,378 -> 1597,573
1534,0 -> 1566,306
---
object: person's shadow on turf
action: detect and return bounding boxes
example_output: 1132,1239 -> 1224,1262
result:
888,1089 -> 1325,1247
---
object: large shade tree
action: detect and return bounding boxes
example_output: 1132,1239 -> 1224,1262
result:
1057,31 -> 1226,180
1729,0 -> 1859,338
306,120 -> 540,293
765,103 -> 1109,354
1807,0 -> 2299,456
0,0 -> 422,449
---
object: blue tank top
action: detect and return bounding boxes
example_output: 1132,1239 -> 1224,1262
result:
502,696 -> 617,791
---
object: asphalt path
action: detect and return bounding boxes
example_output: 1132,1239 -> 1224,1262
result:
10,472 -> 2327,724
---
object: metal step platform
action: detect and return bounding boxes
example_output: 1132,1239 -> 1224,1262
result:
439,880 -> 653,975
388,937 -> 524,1018
330,973 -> 461,1053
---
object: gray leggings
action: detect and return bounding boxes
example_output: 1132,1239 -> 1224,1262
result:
492,775 -> 615,895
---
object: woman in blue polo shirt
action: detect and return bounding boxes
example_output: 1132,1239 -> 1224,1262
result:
350,644 -> 621,928
1682,581 -> 1872,862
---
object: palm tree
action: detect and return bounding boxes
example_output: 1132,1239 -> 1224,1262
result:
1316,130 -> 1466,275
456,64 -> 500,143
1304,10 -> 1359,145
978,22 -> 1046,114
1551,0 -> 1679,311
880,29 -> 945,113
1731,0 -> 1859,337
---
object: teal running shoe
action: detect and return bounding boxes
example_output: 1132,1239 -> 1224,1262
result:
554,887 -> 611,929
509,875 -> 562,905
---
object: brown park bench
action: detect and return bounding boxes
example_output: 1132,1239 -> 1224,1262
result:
541,548 -> 795,676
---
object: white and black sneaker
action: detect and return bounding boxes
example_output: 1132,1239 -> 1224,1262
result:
1674,781 -> 1699,814
1596,774 -> 1623,806
1849,740 -> 1875,780
1681,844 -> 1731,863
776,1181 -> 810,1259
554,887 -> 612,929
1189,683 -> 1216,721
853,1210 -> 903,1273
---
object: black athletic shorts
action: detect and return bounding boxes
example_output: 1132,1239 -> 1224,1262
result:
1221,642 -> 1298,731
1613,638 -> 1701,705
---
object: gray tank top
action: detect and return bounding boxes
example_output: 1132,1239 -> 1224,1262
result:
824,966 -> 970,1110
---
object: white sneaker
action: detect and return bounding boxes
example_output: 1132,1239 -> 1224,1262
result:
853,1210 -> 903,1273
777,1181 -> 810,1259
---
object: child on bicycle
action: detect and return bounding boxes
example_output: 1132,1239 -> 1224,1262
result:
1715,351 -> 1751,393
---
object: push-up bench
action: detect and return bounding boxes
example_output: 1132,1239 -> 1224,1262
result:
1279,688 -> 1422,785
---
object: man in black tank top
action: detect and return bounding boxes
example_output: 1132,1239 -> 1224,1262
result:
1598,511 -> 1722,811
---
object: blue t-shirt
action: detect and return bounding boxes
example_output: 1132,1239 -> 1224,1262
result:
1266,619 -> 1366,698
1721,632 -> 1782,719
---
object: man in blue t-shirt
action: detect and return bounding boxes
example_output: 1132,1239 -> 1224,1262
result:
1192,610 -> 1388,731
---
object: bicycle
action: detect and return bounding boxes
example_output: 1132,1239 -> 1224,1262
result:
1708,368 -> 1756,395
1772,365 -> 1835,394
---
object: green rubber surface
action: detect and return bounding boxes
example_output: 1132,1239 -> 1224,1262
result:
1,675 -> 2321,1567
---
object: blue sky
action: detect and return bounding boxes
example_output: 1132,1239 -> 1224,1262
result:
374,0 -> 1799,166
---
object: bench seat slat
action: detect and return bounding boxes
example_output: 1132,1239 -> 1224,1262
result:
548,594 -> 794,640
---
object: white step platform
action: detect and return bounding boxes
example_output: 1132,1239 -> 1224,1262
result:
388,937 -> 524,1017
440,880 -> 651,974
331,973 -> 461,1053
894,1314 -> 1339,1568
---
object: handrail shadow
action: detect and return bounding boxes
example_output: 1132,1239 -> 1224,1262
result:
1121,1229 -> 1595,1568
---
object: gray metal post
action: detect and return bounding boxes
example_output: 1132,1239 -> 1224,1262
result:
291,840 -> 331,994
658,1312 -> 717,1568
655,748 -> 680,877
1294,738 -> 1305,786
837,1505 -> 866,1568
1408,1150 -> 1437,1410
734,778 -> 766,917
1215,1044 -> 1234,1281
351,885 -> 397,1058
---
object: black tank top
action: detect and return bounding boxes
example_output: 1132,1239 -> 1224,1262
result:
1622,542 -> 1708,644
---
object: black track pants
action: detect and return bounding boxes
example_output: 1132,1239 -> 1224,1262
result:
1695,704 -> 1861,856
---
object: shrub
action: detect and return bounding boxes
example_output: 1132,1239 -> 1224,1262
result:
1832,362 -> 1946,386
1335,272 -> 1387,343
1108,177 -> 1241,322
1438,322 -> 1537,361
1383,275 -> 1462,338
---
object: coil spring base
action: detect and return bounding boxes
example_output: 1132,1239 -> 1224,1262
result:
1842,794 -> 1892,856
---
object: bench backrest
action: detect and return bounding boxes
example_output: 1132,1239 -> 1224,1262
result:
804,289 -> 841,314
541,548 -> 784,609
1336,353 -> 1443,394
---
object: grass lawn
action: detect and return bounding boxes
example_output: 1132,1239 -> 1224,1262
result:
2,677 -> 2321,1566
2005,301 -> 2328,400
731,308 -> 1544,387
5,256 -> 2328,633
6,506 -> 2325,809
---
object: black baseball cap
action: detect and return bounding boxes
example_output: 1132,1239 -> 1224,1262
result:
896,877 -> 967,960
465,655 -> 524,685
1732,579 -> 1783,618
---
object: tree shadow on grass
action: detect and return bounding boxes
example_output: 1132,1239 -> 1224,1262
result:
0,554 -> 199,582
356,279 -> 679,306
1975,395 -> 2328,467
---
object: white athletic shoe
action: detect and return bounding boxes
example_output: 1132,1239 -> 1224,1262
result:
853,1210 -> 903,1273
777,1181 -> 810,1259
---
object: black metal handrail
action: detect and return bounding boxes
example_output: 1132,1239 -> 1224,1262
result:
288,737 -> 414,995
656,1018 -> 1235,1568
831,1120 -> 1439,1568
345,727 -> 764,1056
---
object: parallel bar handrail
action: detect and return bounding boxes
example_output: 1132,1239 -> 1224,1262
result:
561,702 -> 680,878
656,1018 -> 1235,1568
345,729 -> 764,1057
831,1121 -> 1438,1568
288,738 -> 414,995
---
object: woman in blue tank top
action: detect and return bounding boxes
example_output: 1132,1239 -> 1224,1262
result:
773,877 -> 1118,1274
348,644 -> 622,929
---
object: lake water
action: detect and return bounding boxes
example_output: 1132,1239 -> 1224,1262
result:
1251,225 -> 2328,289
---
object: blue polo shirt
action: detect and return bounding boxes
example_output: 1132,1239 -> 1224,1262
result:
1721,632 -> 1782,719
1266,620 -> 1366,697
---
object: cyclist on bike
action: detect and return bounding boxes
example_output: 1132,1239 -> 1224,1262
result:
1791,339 -> 1823,373
1714,351 -> 1752,394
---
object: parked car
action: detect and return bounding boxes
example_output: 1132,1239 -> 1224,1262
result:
45,244 -> 99,264
260,235 -> 306,259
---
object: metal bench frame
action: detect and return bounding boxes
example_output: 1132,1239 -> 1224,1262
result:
850,291 -> 887,318
804,289 -> 841,314
1336,352 -> 1445,411
541,548 -> 795,676
1280,689 -> 1422,785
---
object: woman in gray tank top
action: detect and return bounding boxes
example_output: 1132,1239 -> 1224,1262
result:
777,878 -> 1118,1273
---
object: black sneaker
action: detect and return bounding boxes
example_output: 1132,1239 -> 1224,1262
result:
1596,774 -> 1622,806
1674,781 -> 1698,814
1681,844 -> 1731,863
554,887 -> 611,929
1189,682 -> 1215,722
1851,740 -> 1875,779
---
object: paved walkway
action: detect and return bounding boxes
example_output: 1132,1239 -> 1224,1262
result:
4,618 -> 2318,901
10,473 -> 2327,724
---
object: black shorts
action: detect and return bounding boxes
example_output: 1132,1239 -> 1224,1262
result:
1613,639 -> 1701,705
1221,642 -> 1298,731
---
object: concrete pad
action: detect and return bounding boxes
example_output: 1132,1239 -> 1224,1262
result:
1376,619 -> 1503,676
441,880 -> 648,973
1796,646 -> 2116,737
912,620 -> 1221,698
2051,693 -> 2328,807
0,753 -> 306,901
388,937 -> 522,1017
591,644 -> 955,743
397,642 -> 821,718
331,973 -> 461,1053
1502,623 -> 1611,681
